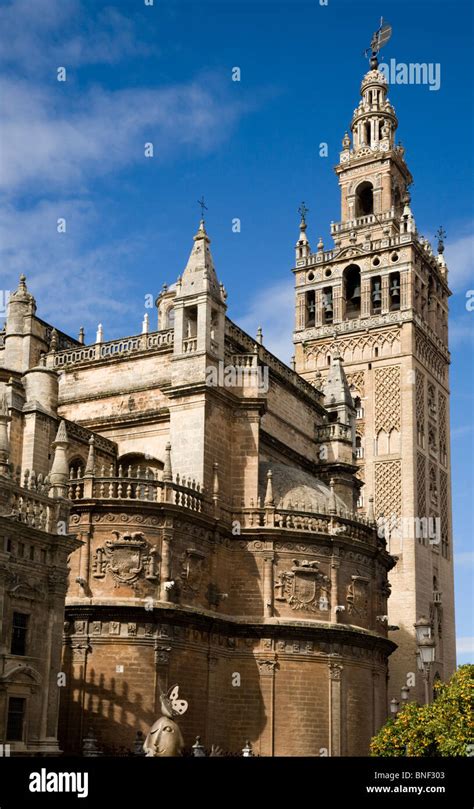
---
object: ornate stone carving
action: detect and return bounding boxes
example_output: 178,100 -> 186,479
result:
416,371 -> 425,447
179,548 -> 206,594
346,574 -> 370,617
346,370 -> 365,397
92,531 -> 158,588
274,559 -> 330,612
328,662 -> 343,681
257,659 -> 278,675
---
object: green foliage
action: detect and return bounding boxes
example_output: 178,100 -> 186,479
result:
370,664 -> 474,757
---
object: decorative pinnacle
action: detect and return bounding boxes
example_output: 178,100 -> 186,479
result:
298,201 -> 309,224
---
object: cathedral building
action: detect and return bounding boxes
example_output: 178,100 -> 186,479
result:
0,48 -> 455,757
292,53 -> 456,704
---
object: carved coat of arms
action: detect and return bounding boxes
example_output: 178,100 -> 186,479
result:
179,548 -> 206,594
93,531 -> 158,588
346,574 -> 370,617
275,559 -> 330,613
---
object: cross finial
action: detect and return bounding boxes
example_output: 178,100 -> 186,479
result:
298,201 -> 309,223
197,196 -> 208,220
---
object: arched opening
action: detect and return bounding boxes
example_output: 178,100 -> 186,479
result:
322,287 -> 333,324
117,452 -> 164,479
389,271 -> 400,311
69,456 -> 85,479
371,275 -> 382,314
354,397 -> 364,418
166,306 -> 175,329
344,264 -> 361,319
306,291 -> 315,327
355,435 -> 364,459
355,181 -> 374,217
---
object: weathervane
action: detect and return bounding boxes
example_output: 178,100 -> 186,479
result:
364,18 -> 392,68
436,226 -> 446,254
298,201 -> 309,224
197,196 -> 208,221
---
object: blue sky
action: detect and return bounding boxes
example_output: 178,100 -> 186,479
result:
0,0 -> 472,661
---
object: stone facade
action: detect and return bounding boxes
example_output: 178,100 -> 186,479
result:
292,58 -> 456,704
0,218 -> 396,756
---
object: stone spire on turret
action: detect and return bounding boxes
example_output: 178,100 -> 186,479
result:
180,220 -> 221,300
49,420 -> 70,496
324,355 -> 355,427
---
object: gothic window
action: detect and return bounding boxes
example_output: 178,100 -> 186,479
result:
355,181 -> 374,217
306,290 -> 315,327
344,264 -> 361,319
371,275 -> 382,314
389,271 -> 400,311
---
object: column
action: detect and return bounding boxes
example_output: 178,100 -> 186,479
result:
328,661 -> 343,756
257,658 -> 277,756
361,277 -> 371,318
381,275 -> 390,314
263,556 -> 274,618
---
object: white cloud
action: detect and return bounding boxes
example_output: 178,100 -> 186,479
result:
0,199 -> 142,337
0,75 -> 248,193
0,0 -> 147,72
235,279 -> 294,364
456,637 -> 474,654
444,229 -> 474,293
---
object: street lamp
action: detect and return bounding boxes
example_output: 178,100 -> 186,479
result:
400,685 -> 410,702
414,616 -> 436,704
390,698 -> 400,715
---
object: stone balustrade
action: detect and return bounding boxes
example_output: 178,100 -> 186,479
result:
0,469 -> 63,533
315,422 -> 352,442
239,502 -> 375,543
48,329 -> 174,369
68,465 -> 206,513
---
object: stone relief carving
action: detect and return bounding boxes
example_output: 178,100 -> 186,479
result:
92,531 -> 158,588
274,559 -> 330,613
346,574 -> 370,617
179,548 -> 206,594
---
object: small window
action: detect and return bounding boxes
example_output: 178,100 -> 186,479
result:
6,697 -> 25,742
40,549 -> 47,564
11,613 -> 29,656
18,543 -> 24,558
29,546 -> 35,561
5,537 -> 12,553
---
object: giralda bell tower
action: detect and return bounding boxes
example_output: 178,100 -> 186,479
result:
292,31 -> 456,704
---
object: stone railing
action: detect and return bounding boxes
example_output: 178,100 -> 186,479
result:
68,466 -> 206,513
48,330 -> 174,369
231,353 -> 257,369
330,210 -> 395,236
0,470 -> 63,533
182,337 -> 197,353
239,502 -> 375,543
315,423 -> 352,443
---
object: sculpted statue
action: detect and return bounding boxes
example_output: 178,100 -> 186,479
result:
143,685 -> 188,757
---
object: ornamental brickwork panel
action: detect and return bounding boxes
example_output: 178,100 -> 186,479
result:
374,460 -> 402,519
374,366 -> 401,433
